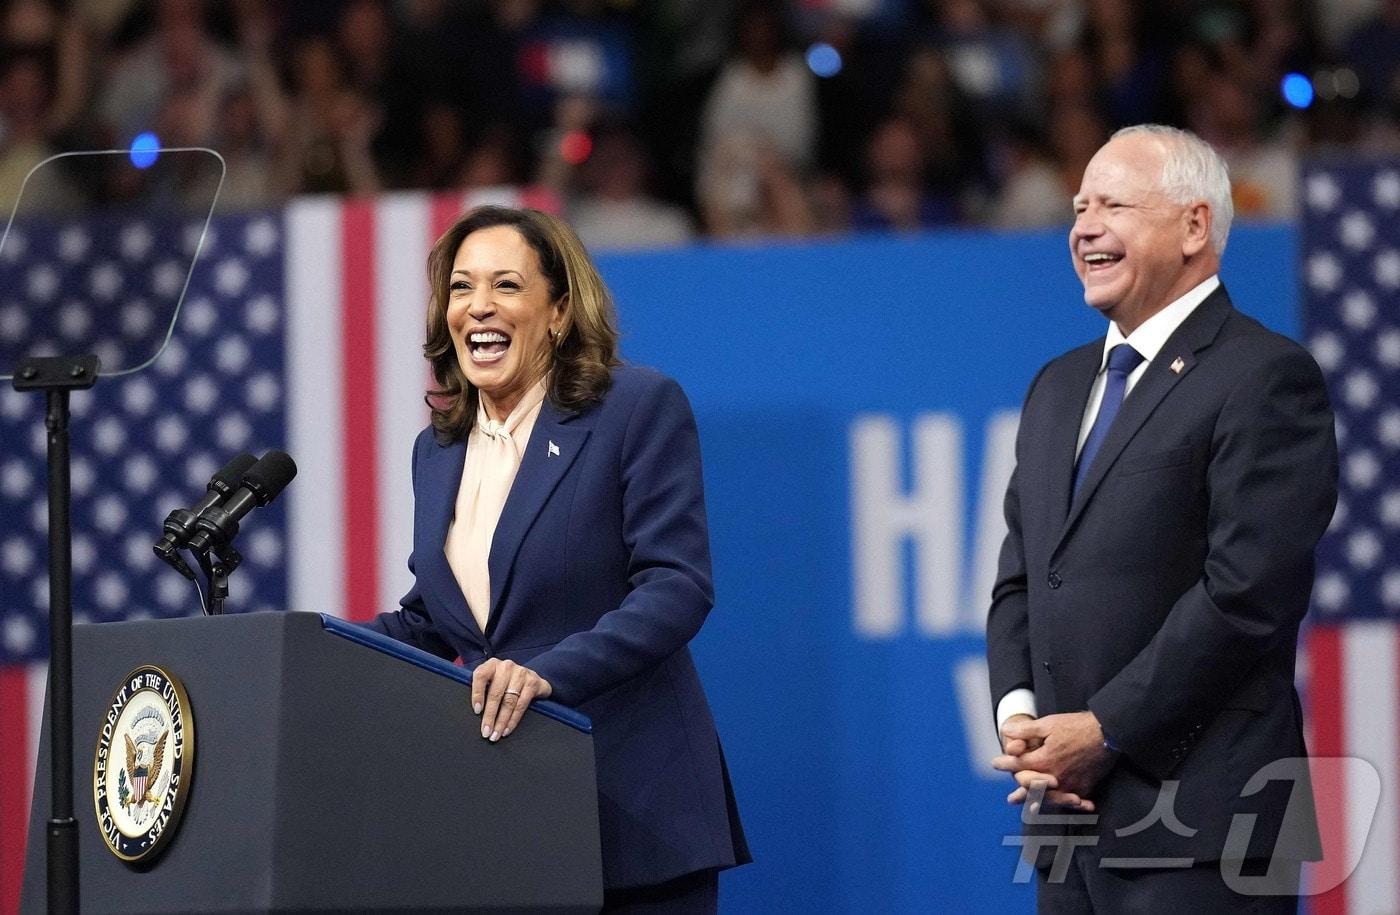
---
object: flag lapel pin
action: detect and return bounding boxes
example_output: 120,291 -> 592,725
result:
548,440 -> 560,457
1170,356 -> 1186,374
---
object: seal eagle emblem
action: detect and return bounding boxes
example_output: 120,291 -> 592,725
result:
93,665 -> 194,863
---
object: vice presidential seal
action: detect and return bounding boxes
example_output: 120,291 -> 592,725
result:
92,665 -> 194,863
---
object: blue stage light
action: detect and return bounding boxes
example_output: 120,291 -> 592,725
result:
1281,73 -> 1314,109
130,133 -> 160,169
806,43 -> 842,79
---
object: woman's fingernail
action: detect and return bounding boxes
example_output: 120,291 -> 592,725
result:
473,703 -> 483,715
481,724 -> 491,738
490,730 -> 500,742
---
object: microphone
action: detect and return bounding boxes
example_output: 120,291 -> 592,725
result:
186,450 -> 298,557
154,453 -> 257,576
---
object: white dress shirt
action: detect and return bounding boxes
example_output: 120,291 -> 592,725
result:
996,275 -> 1221,735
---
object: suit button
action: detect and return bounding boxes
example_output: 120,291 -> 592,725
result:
1042,661 -> 1052,671
1048,572 -> 1062,589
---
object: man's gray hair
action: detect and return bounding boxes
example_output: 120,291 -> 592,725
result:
1112,124 -> 1234,255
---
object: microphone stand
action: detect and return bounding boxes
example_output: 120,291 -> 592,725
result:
190,542 -> 241,616
13,353 -> 99,915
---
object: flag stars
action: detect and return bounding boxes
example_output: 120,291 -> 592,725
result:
72,533 -> 96,574
1345,529 -> 1383,569
1345,450 -> 1381,489
217,413 -> 252,449
1313,572 -> 1350,611
244,219 -> 278,256
182,297 -> 217,336
90,262 -> 123,300
1,229 -> 27,261
184,222 -> 214,257
1306,173 -> 1342,212
1309,332 -> 1345,372
58,301 -> 91,339
183,375 -> 219,414
121,300 -> 155,338
1380,490 -> 1400,528
245,373 -> 281,411
245,295 -> 279,334
155,339 -> 188,376
121,377 -> 157,415
1,305 -> 29,339
3,616 -> 36,655
1340,211 -> 1377,250
0,388 -> 32,420
216,336 -> 251,373
1329,499 -> 1349,532
122,454 -> 158,493
58,227 -> 91,262
184,452 -> 218,490
124,533 -> 157,571
1375,249 -> 1400,289
1379,410 -> 1400,449
1375,170 -> 1400,209
1307,253 -> 1343,292
27,264 -> 58,301
1376,330 -> 1400,370
1383,571 -> 1400,611
152,260 -> 185,298
93,495 -> 128,534
1,459 -> 34,499
93,416 -> 128,455
2,537 -> 34,576
1341,291 -> 1378,330
215,258 -> 250,297
1343,370 -> 1380,410
120,223 -> 154,261
156,570 -> 190,610
70,456 -> 96,497
95,572 -> 129,611
247,528 -> 283,566
155,415 -> 190,452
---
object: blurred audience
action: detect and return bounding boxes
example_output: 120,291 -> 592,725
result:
0,0 -> 1391,239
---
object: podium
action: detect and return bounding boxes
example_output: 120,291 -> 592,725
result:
20,611 -> 603,913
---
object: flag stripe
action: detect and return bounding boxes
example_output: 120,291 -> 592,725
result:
1343,622 -> 1399,914
0,667 -> 31,913
287,199 -> 346,617
1307,627 -> 1348,915
340,202 -> 381,623
375,195 -> 432,619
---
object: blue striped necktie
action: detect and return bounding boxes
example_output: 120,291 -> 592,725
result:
1074,343 -> 1145,498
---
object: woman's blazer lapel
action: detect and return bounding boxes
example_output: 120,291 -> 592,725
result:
416,435 -> 490,647
485,398 -> 591,633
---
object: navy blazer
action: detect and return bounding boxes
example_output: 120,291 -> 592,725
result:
370,364 -> 749,889
987,287 -> 1338,864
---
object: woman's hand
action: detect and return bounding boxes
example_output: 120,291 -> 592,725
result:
471,658 -> 552,742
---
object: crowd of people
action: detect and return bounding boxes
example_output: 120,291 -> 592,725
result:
1,0 -> 1398,249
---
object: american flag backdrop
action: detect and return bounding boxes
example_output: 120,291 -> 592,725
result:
0,188 -> 553,912
1300,160 -> 1400,915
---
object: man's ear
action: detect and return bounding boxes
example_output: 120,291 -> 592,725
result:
1182,201 -> 1212,258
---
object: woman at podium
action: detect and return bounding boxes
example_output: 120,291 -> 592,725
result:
368,205 -> 749,911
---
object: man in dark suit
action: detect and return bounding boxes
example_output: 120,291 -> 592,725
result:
986,124 -> 1337,911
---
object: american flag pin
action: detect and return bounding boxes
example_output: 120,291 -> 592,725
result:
1170,356 -> 1186,374
548,440 -> 560,457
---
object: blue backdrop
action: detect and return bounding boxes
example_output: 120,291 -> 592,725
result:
594,225 -> 1299,912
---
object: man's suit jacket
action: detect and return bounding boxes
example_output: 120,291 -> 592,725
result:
370,364 -> 750,889
987,286 -> 1338,863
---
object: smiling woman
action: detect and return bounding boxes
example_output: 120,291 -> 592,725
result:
367,206 -> 750,911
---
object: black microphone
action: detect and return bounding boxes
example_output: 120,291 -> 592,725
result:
154,453 -> 258,575
186,450 -> 298,557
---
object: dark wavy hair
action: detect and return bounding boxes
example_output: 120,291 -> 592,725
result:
424,206 -> 621,440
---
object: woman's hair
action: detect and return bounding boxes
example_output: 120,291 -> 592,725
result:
424,206 -> 621,440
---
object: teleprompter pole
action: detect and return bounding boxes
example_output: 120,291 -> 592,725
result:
14,354 -> 100,915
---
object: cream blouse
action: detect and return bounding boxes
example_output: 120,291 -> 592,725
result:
444,380 -> 548,632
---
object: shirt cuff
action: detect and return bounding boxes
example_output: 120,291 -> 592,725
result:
996,688 -> 1038,735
